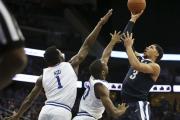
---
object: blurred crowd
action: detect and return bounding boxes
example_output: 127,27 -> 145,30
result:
0,82 -> 180,120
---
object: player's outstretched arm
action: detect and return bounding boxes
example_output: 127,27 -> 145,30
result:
69,9 -> 113,68
101,31 -> 121,64
94,83 -> 128,119
122,32 -> 160,77
6,76 -> 43,120
123,11 -> 144,34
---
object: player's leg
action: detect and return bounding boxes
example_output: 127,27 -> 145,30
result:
120,101 -> 151,120
118,102 -> 139,120
137,101 -> 151,120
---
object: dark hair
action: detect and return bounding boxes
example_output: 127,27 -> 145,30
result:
89,59 -> 103,79
154,44 -> 164,62
44,46 -> 61,66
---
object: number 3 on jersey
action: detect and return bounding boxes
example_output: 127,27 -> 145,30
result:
56,76 -> 63,89
129,70 -> 139,80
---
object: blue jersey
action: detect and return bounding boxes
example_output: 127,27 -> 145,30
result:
121,59 -> 155,103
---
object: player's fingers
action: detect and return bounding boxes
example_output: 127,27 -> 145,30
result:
121,36 -> 125,41
117,31 -> 121,35
130,33 -> 133,38
126,32 -> 129,38
132,39 -> 135,43
125,105 -> 129,109
121,103 -> 126,106
110,33 -> 113,37
107,9 -> 113,15
122,33 -> 126,38
139,10 -> 144,15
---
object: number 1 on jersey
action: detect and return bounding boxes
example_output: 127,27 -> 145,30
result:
56,76 -> 63,89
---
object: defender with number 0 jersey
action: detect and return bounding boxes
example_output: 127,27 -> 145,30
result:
75,76 -> 109,119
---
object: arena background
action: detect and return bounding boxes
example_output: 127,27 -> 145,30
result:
0,0 -> 180,119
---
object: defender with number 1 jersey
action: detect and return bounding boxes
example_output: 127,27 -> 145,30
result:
42,62 -> 78,110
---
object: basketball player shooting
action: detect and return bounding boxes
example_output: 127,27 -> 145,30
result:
120,32 -> 164,120
72,31 -> 128,120
5,9 -> 113,120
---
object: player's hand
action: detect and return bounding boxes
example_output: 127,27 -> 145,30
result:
4,112 -> 20,120
118,103 -> 128,113
110,30 -> 122,45
99,9 -> 113,25
130,10 -> 144,22
121,32 -> 134,48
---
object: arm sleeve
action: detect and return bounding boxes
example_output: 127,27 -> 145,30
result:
123,21 -> 135,34
122,21 -> 136,51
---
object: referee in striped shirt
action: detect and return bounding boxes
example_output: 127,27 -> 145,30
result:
0,0 -> 27,89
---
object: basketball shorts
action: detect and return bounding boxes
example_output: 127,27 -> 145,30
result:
72,111 -> 97,120
38,105 -> 72,120
73,115 -> 96,120
119,101 -> 151,120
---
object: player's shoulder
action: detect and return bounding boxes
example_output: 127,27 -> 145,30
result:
58,62 -> 72,68
94,80 -> 109,89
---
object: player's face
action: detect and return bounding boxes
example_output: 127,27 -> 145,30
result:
144,45 -> 158,58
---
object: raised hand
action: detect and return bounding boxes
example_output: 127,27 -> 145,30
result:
99,9 -> 113,25
121,32 -> 134,48
110,30 -> 122,45
130,10 -> 144,22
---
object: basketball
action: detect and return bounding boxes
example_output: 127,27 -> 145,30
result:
127,0 -> 146,14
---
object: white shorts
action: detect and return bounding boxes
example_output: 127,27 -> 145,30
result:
38,105 -> 72,120
72,116 -> 97,120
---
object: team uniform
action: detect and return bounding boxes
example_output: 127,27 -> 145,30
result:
0,0 -> 24,54
120,58 -> 154,120
73,76 -> 109,120
38,62 -> 78,120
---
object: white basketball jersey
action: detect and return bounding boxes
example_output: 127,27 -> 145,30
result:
78,76 -> 109,119
42,62 -> 78,110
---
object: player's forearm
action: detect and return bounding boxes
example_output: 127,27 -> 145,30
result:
101,40 -> 116,64
16,97 -> 33,117
123,21 -> 135,34
126,46 -> 140,68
